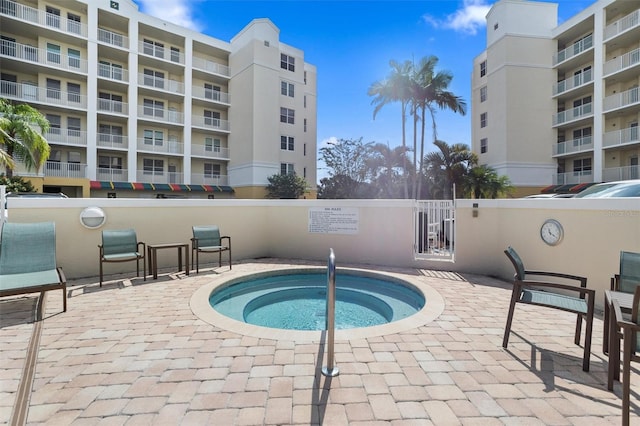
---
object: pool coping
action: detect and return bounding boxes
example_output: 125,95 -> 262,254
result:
190,265 -> 445,342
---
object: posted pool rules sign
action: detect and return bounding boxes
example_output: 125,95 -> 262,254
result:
308,207 -> 359,234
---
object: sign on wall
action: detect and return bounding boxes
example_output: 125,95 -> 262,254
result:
308,207 -> 359,234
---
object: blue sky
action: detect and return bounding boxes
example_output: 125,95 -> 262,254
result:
133,0 -> 596,178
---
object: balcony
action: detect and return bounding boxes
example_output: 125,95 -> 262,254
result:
552,136 -> 593,157
553,69 -> 592,96
138,73 -> 184,94
604,48 -> 640,77
0,80 -> 87,108
139,41 -> 184,65
44,161 -> 86,178
191,115 -> 230,132
553,34 -> 593,66
98,63 -> 128,83
97,99 -> 128,116
603,165 -> 640,181
0,0 -> 88,37
604,8 -> 640,41
0,39 -> 87,73
603,126 -> 639,148
45,128 -> 87,147
553,103 -> 593,126
97,133 -> 127,150
554,171 -> 593,185
190,173 -> 229,186
136,171 -> 184,184
604,87 -> 640,112
138,106 -> 184,124
192,56 -> 230,77
96,167 -> 126,181
191,144 -> 230,159
192,86 -> 230,105
97,28 -> 128,49
137,138 -> 184,154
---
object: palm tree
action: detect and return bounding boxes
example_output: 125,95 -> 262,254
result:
464,164 -> 513,199
411,56 -> 467,199
423,140 -> 477,199
367,143 -> 411,198
368,60 -> 413,198
0,99 -> 50,178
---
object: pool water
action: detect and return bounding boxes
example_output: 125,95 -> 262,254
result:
209,272 -> 425,330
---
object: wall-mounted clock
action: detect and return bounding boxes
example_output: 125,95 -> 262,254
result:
540,219 -> 563,246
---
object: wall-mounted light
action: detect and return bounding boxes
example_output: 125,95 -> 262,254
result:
80,206 -> 106,229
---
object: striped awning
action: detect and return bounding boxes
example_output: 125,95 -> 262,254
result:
90,181 -> 234,193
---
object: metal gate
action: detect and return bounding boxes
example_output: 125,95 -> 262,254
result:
414,200 -> 455,261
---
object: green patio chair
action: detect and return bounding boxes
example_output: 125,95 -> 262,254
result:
99,228 -> 145,286
0,222 -> 67,312
191,225 -> 231,273
612,285 -> 640,426
503,246 -> 595,371
612,251 -> 640,293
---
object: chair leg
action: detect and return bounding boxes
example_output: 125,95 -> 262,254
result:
608,324 -> 620,390
582,315 -> 592,372
502,289 -> 519,348
218,250 -> 222,267
99,260 -> 103,287
143,256 -> 146,281
574,315 -> 582,346
228,247 -> 232,270
62,285 -> 67,312
622,328 -> 632,426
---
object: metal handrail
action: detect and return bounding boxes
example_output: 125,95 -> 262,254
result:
322,248 -> 339,377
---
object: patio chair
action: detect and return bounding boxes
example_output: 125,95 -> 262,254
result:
612,285 -> 640,426
0,222 -> 67,312
503,246 -> 595,371
611,251 -> 640,293
191,225 -> 231,273
99,229 -> 145,287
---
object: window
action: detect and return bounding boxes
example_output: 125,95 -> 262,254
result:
572,127 -> 592,146
480,112 -> 487,128
46,114 -> 61,135
170,47 -> 180,63
67,82 -> 81,103
304,118 -> 307,132
281,136 -> 294,151
205,137 -> 221,152
143,99 -> 164,117
67,117 -> 81,137
204,110 -> 220,126
144,130 -> 163,146
1,36 -> 16,57
1,72 -> 17,96
68,151 -> 81,163
480,138 -> 488,154
46,78 -> 61,99
573,158 -> 592,175
204,83 -> 221,101
67,13 -> 81,34
99,92 -> 123,112
480,86 -> 487,103
68,48 -> 81,68
143,69 -> 164,89
281,53 -> 295,71
99,155 -> 123,170
480,60 -> 487,77
303,167 -> 307,178
46,6 -> 60,28
99,61 -> 123,80
281,163 -> 294,175
98,124 -> 123,144
304,71 -> 307,84
47,43 -> 61,64
143,158 -> 163,174
304,95 -> 307,108
303,143 -> 306,156
143,39 -> 164,58
204,163 -> 221,178
281,81 -> 294,97
280,108 -> 294,124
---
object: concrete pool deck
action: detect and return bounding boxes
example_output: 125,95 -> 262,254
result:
1,259 -> 638,425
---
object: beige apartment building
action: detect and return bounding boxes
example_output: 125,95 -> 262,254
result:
0,0 -> 317,198
472,0 -> 639,196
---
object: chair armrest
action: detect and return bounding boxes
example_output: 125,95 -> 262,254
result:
221,236 -> 231,247
137,241 -> 145,256
611,274 -> 620,291
524,270 -> 587,287
57,266 -> 67,284
191,237 -> 199,249
519,279 -> 595,299
613,299 -> 640,330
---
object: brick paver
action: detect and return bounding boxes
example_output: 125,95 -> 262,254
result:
0,261 -> 637,424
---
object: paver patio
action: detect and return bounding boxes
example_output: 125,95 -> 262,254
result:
1,259 -> 638,425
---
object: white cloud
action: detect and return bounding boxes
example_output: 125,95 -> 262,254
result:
135,0 -> 204,32
424,0 -> 492,35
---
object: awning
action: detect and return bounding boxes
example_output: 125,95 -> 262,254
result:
90,181 -> 234,193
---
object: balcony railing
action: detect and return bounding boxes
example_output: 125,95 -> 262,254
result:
0,0 -> 88,37
97,28 -> 128,49
138,73 -> 184,94
553,34 -> 593,65
97,99 -> 128,115
190,173 -> 229,186
44,161 -> 86,178
553,136 -> 593,156
192,86 -> 230,104
192,56 -> 230,77
603,126 -> 640,148
191,115 -> 230,131
137,138 -> 184,154
554,171 -> 593,185
138,41 -> 184,65
136,171 -> 184,184
604,87 -> 640,112
0,39 -> 87,73
603,165 -> 640,181
97,133 -> 127,149
0,80 -> 87,108
45,128 -> 87,146
98,63 -> 128,82
604,8 -> 640,41
96,167 -> 126,181
191,144 -> 230,159
604,48 -> 640,76
138,106 -> 184,124
553,103 -> 593,125
553,69 -> 593,95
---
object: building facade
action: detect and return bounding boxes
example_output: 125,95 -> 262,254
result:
0,0 -> 317,198
472,0 -> 639,196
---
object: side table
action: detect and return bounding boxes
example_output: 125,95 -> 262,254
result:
147,243 -> 189,279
